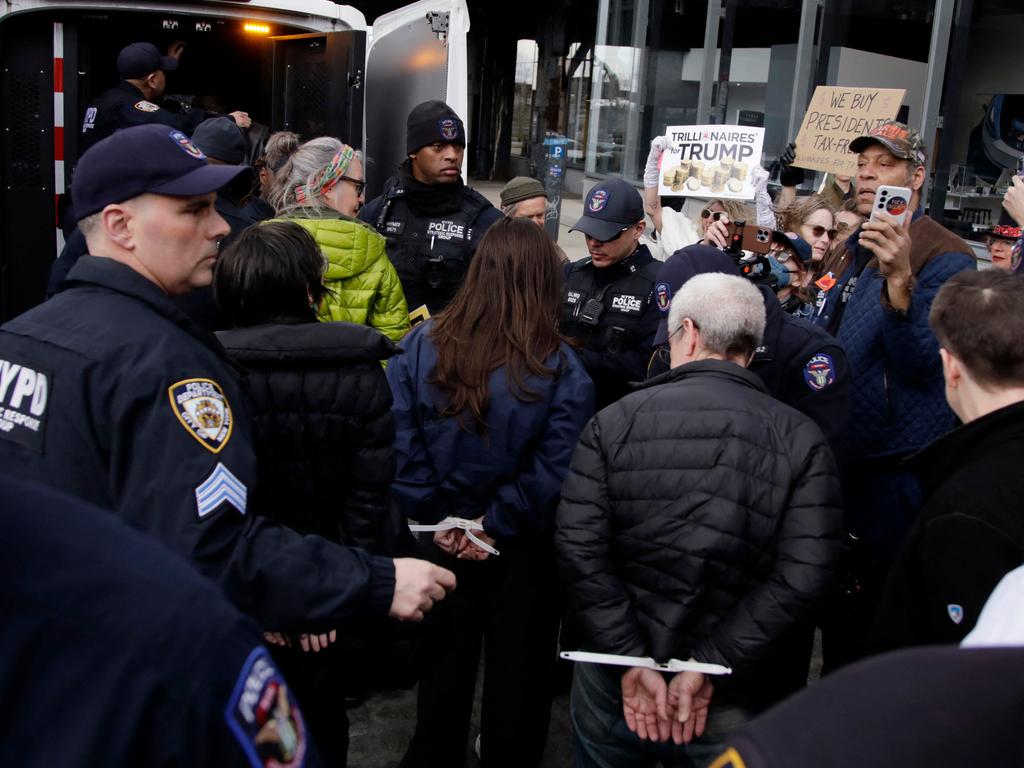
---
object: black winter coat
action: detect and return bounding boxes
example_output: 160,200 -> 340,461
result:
556,360 -> 842,705
217,321 -> 408,555
869,401 -> 1024,650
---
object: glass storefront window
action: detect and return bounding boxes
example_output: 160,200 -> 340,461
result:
511,39 -> 539,158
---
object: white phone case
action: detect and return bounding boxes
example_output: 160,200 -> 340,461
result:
869,185 -> 912,228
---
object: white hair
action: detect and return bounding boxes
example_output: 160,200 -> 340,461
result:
666,273 -> 766,358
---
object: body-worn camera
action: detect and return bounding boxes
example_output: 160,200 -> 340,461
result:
578,297 -> 605,326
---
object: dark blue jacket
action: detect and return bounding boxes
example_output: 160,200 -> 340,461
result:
385,321 -> 595,539
0,256 -> 395,631
0,473 -> 319,767
812,213 -> 974,459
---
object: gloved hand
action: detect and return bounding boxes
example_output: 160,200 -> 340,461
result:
774,141 -> 805,188
644,135 -> 669,188
751,164 -> 770,194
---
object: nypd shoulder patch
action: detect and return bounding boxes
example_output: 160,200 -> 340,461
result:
196,462 -> 247,519
655,282 -> 672,313
947,603 -> 964,625
803,353 -> 836,391
226,647 -> 307,768
169,378 -> 233,453
134,100 -> 160,113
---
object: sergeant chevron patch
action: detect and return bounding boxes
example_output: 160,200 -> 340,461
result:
196,462 -> 247,519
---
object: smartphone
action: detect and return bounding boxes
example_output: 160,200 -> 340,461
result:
869,185 -> 912,228
1017,154 -> 1024,179
725,221 -> 774,255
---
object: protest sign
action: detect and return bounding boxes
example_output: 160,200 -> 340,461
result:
657,125 -> 765,200
794,86 -> 906,175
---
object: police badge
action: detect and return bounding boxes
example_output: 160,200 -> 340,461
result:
168,378 -> 233,453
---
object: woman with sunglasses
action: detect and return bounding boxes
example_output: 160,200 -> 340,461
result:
269,136 -> 410,343
776,194 -> 837,267
772,233 -> 817,318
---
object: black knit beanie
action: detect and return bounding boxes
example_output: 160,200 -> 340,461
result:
406,100 -> 466,155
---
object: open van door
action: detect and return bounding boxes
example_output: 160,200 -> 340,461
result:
363,0 -> 469,199
265,30 -> 365,155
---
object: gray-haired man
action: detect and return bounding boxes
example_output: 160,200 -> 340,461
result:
557,273 -> 842,767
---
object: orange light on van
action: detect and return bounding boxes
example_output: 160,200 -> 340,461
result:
407,45 -> 447,71
243,22 -> 270,35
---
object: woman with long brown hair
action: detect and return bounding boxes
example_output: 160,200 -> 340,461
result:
387,216 -> 595,768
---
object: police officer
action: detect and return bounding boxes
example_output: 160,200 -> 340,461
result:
647,243 -> 850,455
80,41 -> 251,152
1,473 -> 320,767
560,178 -> 661,409
0,125 -> 454,645
359,100 -> 502,316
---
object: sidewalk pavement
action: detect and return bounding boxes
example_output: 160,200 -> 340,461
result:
471,179 -> 590,263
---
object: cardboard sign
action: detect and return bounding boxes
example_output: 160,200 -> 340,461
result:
658,125 -> 766,200
794,86 -> 906,176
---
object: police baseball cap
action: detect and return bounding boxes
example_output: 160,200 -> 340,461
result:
774,232 -> 813,263
71,124 -> 248,221
849,121 -> 927,166
117,42 -> 178,80
652,244 -> 740,346
571,179 -> 645,242
192,117 -> 248,164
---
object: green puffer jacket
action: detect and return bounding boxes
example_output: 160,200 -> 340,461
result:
279,214 -> 410,343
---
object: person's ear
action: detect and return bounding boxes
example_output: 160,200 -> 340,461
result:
683,318 -> 700,357
909,163 -> 926,193
940,347 -> 960,389
101,203 -> 135,249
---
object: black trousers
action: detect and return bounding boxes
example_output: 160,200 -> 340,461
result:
400,539 -> 560,768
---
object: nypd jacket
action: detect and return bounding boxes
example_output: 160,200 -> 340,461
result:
0,257 -> 396,631
812,213 -> 975,460
648,281 -> 850,456
279,214 -> 411,343
869,401 -> 1024,651
80,81 -> 208,152
1,474 -> 319,767
359,176 -> 503,315
560,244 -> 661,410
386,321 -> 594,540
556,360 -> 842,707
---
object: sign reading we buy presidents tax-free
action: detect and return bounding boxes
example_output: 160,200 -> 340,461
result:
794,86 -> 905,176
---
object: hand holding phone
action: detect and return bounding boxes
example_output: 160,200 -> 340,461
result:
868,185 -> 912,228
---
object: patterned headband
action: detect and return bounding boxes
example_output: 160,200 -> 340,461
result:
294,144 -> 355,205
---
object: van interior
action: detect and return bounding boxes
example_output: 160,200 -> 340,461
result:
0,6 -> 366,318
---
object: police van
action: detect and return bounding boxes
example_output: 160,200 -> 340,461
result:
0,0 -> 468,320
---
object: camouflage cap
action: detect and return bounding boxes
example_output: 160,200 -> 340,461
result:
849,121 -> 927,166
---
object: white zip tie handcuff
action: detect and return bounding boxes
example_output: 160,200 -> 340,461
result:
408,516 -> 500,556
560,651 -> 732,676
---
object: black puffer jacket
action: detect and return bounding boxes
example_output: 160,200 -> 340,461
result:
556,360 -> 842,704
217,321 -> 408,555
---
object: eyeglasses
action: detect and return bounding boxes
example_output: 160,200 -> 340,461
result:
807,225 -> 838,241
340,175 -> 366,197
835,221 -> 853,234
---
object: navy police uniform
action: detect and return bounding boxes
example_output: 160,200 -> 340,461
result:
80,80 -> 209,152
648,245 -> 850,454
0,124 -> 396,633
359,100 -> 502,315
561,245 -> 661,410
0,257 -> 395,629
360,177 -> 501,314
1,473 -> 319,767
